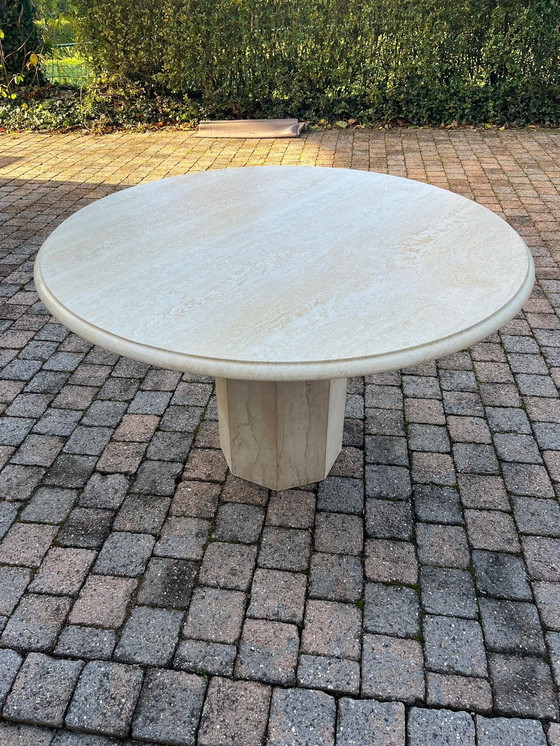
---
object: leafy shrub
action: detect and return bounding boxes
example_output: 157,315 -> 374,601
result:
0,0 -> 44,87
68,0 -> 560,125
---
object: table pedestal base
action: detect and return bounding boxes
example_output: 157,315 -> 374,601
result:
216,377 -> 347,490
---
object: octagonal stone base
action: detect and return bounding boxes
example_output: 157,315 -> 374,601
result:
216,377 -> 347,491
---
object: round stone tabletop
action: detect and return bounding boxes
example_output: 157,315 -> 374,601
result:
35,166 -> 534,381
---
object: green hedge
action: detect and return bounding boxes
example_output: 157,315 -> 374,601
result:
71,0 -> 560,124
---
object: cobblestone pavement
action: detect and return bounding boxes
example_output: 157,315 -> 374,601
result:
0,127 -> 559,745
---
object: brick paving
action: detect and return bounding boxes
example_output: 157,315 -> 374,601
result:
0,126 -> 559,744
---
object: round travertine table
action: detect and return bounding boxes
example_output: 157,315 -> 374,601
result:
34,166 -> 534,490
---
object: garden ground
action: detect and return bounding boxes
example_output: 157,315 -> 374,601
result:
0,126 -> 559,745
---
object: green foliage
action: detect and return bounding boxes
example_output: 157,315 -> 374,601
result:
0,0 -> 44,88
9,0 -> 560,125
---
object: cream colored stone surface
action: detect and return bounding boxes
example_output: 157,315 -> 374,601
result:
34,166 -> 534,382
216,377 -> 347,490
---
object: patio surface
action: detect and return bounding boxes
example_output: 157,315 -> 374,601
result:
0,126 -> 559,746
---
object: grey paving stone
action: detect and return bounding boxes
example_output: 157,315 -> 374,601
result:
198,677 -> 271,746
0,722 -> 55,745
314,512 -> 363,555
32,409 -> 81,437
94,532 -> 155,576
127,390 -> 172,415
489,653 -> 558,719
137,557 -> 196,609
416,523 -> 470,568
547,630 -> 560,686
57,508 -> 113,549
297,655 -> 360,695
0,522 -> 57,566
3,653 -> 83,727
407,708 -> 475,746
447,415 -> 491,444
0,648 -> 22,708
365,539 -> 418,584
1,594 -> 71,651
479,597 -> 546,654
154,516 -> 210,560
44,454 -> 96,489
0,417 -> 34,446
199,541 -> 256,591
183,447 -> 227,481
220,473 -> 267,506
0,566 -> 31,614
214,502 -> 265,543
267,687 -> 335,746
458,474 -> 511,510
366,406 -> 406,434
265,489 -> 315,528
486,406 -> 531,433
132,459 -> 183,495
364,582 -> 419,638
443,390 -> 484,417
52,733 -> 119,746
533,421 -> 560,450
426,673 -> 492,712
336,698 -> 405,746
453,443 -> 499,474
64,426 -> 112,456
308,552 -> 363,603
301,600 -> 361,660
317,477 -> 363,514
29,547 -> 95,595
533,581 -> 560,630
512,496 -> 560,536
408,423 -> 450,452
69,576 -> 136,628
236,618 -> 299,685
174,639 -> 236,676
131,668 -> 206,746
258,527 -> 311,571
0,501 -> 17,539
80,401 -> 127,428
183,586 -> 245,644
97,376 -> 140,401
79,473 -> 129,510
523,536 -> 560,581
65,660 -> 143,738
365,435 -> 409,466
420,567 -> 477,618
472,550 -> 532,600
366,498 -> 413,540
402,375 -> 440,399
361,634 -> 424,702
365,463 -> 411,500
423,615 -> 488,677
494,432 -> 542,463
411,451 -> 456,486
20,487 -> 76,523
365,383 -> 403,409
113,494 -> 170,534
440,369 -> 478,393
413,485 -> 463,524
475,715 -> 547,746
248,568 -> 307,623
503,463 -> 555,498
113,605 -> 183,666
146,429 -> 192,462
55,625 -> 116,660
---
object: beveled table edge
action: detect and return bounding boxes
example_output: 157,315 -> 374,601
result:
34,251 -> 535,382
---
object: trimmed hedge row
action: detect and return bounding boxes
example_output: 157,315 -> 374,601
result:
74,0 -> 560,123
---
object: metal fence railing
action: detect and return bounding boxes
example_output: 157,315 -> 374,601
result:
44,43 -> 91,87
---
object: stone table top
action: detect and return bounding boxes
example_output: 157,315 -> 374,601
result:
34,166 -> 534,381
